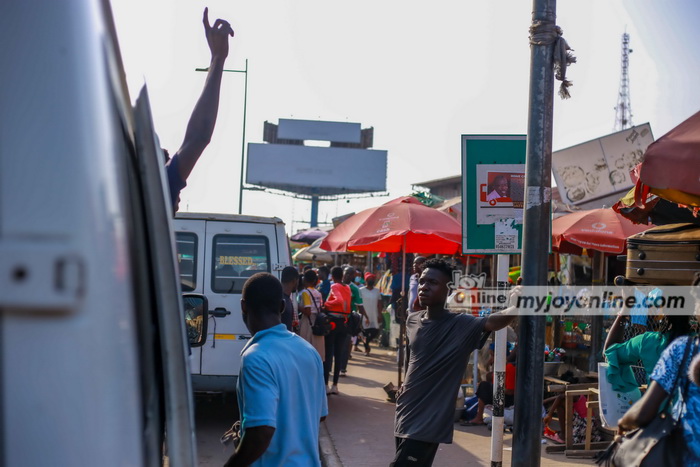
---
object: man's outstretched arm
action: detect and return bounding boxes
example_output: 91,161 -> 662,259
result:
173,7 -> 234,181
484,313 -> 517,333
483,286 -> 521,332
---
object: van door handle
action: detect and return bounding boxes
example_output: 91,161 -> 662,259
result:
209,307 -> 231,318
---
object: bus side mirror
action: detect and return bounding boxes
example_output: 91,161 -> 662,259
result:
183,294 -> 208,347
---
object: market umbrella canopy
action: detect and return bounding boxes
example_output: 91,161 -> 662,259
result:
613,185 -> 700,226
292,245 -> 333,264
290,227 -> 329,245
321,194 -> 461,388
613,162 -> 700,226
639,110 -> 700,206
320,196 -> 462,254
552,208 -> 651,255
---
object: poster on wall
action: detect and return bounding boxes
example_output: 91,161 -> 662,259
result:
552,123 -> 653,205
476,164 -> 526,225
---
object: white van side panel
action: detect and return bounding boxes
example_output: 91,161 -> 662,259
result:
1,1 -> 144,466
200,220 -> 278,377
175,219 -> 207,375
174,215 -> 289,391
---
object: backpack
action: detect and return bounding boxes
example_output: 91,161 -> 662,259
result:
311,312 -> 332,337
346,311 -> 363,337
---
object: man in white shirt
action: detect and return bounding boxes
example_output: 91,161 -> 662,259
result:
359,273 -> 383,356
407,256 -> 427,313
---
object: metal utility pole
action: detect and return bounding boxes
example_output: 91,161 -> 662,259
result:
614,33 -> 633,131
310,195 -> 320,227
237,59 -> 249,214
196,59 -> 249,214
513,0 -> 559,465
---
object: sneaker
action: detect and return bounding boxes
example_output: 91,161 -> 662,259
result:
340,370 -> 347,377
330,385 -> 339,395
326,385 -> 332,395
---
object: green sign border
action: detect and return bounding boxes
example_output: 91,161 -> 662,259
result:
461,135 -> 527,254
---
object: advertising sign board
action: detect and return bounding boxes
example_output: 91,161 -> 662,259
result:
462,135 -> 527,254
552,123 -> 653,205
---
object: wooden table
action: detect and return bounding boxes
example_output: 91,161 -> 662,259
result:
544,373 -> 598,394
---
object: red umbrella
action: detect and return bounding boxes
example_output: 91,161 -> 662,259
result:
321,195 -> 462,386
639,110 -> 700,205
320,196 -> 462,254
552,208 -> 652,255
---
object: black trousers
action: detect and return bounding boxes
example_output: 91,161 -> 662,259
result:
324,325 -> 348,385
362,327 -> 380,352
390,437 -> 439,467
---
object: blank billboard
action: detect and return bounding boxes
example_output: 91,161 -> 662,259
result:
278,119 -> 361,143
246,143 -> 387,196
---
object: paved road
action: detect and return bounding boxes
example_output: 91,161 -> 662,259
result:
190,345 -> 596,466
194,393 -> 239,467
322,346 -> 595,467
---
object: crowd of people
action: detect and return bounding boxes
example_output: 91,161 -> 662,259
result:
160,9 -> 700,467
220,256 -> 523,466
220,261 -> 390,466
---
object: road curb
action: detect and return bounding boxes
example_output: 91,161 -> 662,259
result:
319,420 -> 343,467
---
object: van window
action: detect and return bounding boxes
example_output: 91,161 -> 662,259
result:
212,235 -> 271,294
176,232 -> 198,291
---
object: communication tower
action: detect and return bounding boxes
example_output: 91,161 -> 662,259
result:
614,32 -> 633,131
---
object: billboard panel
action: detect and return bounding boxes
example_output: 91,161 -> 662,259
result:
246,143 -> 387,196
552,124 -> 653,205
277,119 -> 361,143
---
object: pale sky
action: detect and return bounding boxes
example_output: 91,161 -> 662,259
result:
111,0 -> 700,234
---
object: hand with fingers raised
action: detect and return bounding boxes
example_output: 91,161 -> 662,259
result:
203,7 -> 234,65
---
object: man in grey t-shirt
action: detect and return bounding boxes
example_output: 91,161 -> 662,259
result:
392,258 -> 518,466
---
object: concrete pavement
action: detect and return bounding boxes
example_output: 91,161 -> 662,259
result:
320,346 -> 596,467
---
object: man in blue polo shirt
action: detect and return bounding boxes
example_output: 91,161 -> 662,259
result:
224,273 -> 328,467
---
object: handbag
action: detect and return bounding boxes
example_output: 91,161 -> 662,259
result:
596,337 -> 695,467
306,290 -> 332,337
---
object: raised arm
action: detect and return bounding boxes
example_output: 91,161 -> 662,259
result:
172,8 -> 234,182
